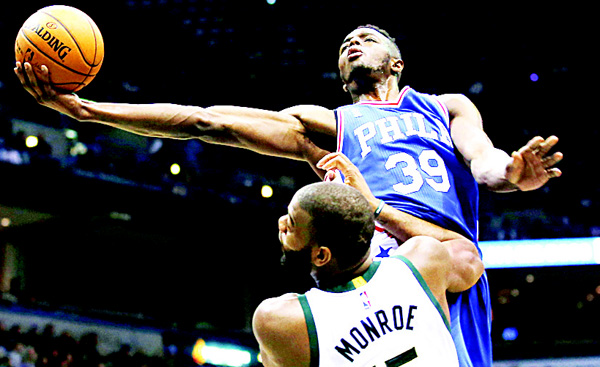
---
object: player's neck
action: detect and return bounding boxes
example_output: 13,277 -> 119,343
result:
315,254 -> 373,290
351,77 -> 401,104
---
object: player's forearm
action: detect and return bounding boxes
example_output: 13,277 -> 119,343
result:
74,99 -> 205,138
470,148 -> 519,192
73,101 -> 317,160
373,201 -> 468,243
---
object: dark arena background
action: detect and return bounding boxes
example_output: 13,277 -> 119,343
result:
0,1 -> 595,366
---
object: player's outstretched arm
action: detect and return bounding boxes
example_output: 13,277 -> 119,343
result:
14,61 -> 333,163
440,93 -> 562,192
317,152 -> 469,243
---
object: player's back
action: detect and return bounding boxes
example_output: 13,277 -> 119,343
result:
299,256 -> 459,366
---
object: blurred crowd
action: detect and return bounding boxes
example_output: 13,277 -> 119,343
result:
0,322 -> 166,367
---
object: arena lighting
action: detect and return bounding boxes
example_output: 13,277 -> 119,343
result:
25,135 -> 38,148
191,338 -> 253,366
261,184 -> 273,198
170,163 -> 181,175
479,237 -> 600,269
501,327 -> 518,341
530,73 -> 539,82
64,129 -> 78,139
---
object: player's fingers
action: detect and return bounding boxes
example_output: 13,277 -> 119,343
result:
15,62 -> 41,99
316,152 -> 338,168
38,65 -> 54,96
14,61 -> 28,86
14,62 -> 29,87
515,136 -> 541,156
546,168 -> 562,178
537,136 -> 559,156
39,65 -> 51,83
542,152 -> 563,168
323,170 -> 336,182
525,136 -> 544,151
317,152 -> 349,170
23,63 -> 41,92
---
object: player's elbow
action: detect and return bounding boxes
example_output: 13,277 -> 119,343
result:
461,248 -> 485,291
447,239 -> 484,293
183,106 -> 232,141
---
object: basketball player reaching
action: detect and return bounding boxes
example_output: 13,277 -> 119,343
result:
15,24 -> 562,366
256,179 -> 484,366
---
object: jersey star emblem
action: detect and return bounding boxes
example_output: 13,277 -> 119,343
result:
375,246 -> 392,258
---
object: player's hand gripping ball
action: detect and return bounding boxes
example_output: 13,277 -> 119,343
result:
15,5 -> 104,92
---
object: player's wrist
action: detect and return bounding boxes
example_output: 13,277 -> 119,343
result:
373,200 -> 385,219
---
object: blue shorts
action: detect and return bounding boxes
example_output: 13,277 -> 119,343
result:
448,270 -> 493,367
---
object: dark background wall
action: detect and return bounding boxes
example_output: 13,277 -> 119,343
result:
0,0 -> 595,360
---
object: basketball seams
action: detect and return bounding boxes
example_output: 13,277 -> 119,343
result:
19,28 -> 96,78
39,9 -> 101,68
83,17 -> 101,88
88,18 -> 101,67
17,5 -> 103,92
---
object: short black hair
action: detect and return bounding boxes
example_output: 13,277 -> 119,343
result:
295,182 -> 374,270
356,24 -> 402,59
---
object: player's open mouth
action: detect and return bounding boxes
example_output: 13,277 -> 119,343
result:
347,47 -> 363,61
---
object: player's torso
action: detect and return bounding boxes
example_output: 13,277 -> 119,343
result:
336,86 -> 479,242
299,256 -> 458,367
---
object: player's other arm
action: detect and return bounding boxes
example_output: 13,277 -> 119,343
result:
14,61 -> 333,162
317,152 -> 468,243
400,236 -> 484,317
252,294 -> 310,367
440,93 -> 562,192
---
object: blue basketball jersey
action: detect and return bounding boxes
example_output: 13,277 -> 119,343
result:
336,86 -> 478,242
335,86 -> 492,367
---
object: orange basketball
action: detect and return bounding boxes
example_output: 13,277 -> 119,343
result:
15,5 -> 104,92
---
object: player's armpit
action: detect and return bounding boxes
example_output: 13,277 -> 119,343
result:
198,105 -> 326,161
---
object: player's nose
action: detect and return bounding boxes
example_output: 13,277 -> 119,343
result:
278,215 -> 288,233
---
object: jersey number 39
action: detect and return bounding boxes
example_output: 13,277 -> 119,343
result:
385,150 -> 450,195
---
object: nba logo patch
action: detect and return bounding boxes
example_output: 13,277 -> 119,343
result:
360,291 -> 371,310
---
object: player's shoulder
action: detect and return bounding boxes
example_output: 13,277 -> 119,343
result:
253,293 -> 311,367
435,93 -> 474,109
253,293 -> 307,352
254,293 -> 304,325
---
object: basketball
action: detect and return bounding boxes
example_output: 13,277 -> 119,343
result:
15,5 -> 104,92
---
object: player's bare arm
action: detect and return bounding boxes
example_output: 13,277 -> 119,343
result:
440,93 -> 562,192
397,236 -> 484,319
15,61 -> 332,164
317,152 -> 470,243
252,293 -> 310,367
282,105 -> 337,137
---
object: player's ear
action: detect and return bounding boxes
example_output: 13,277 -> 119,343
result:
342,84 -> 348,93
313,246 -> 332,268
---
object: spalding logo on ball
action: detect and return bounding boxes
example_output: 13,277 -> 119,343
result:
15,5 -> 104,92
